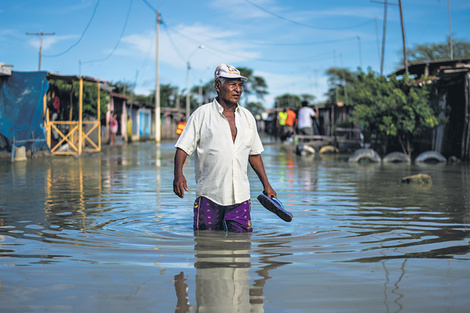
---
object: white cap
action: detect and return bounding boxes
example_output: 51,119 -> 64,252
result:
214,64 -> 247,81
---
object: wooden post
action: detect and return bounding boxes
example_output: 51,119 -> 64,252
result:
44,93 -> 51,148
98,78 -> 101,150
155,10 -> 161,143
79,77 -> 83,155
398,0 -> 408,74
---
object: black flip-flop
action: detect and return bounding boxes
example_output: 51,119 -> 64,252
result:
257,194 -> 293,222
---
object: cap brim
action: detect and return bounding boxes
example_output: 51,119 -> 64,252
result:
218,74 -> 248,81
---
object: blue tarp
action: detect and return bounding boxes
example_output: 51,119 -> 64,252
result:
0,71 -> 49,151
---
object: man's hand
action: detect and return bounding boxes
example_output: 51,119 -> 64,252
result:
263,185 -> 277,199
174,148 -> 189,198
173,174 -> 188,198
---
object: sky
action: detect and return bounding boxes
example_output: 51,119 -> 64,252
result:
1,0 -> 469,108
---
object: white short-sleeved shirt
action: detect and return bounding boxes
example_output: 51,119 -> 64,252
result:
297,106 -> 316,129
175,99 -> 264,205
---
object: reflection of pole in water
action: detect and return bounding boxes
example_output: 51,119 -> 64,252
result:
377,235 -> 406,313
391,258 -> 406,312
155,144 -> 161,210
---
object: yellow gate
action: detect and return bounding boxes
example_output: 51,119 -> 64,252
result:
44,76 -> 102,156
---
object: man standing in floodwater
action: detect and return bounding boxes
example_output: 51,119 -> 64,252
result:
173,64 -> 276,232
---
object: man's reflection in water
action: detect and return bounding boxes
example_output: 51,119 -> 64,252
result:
174,231 -> 263,313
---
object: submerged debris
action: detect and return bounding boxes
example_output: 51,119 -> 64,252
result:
400,174 -> 432,184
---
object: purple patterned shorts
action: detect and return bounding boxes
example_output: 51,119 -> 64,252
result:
193,197 -> 253,232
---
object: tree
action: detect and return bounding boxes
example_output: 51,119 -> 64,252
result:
401,37 -> 470,64
346,70 -> 441,157
112,80 -> 135,98
160,84 -> 180,107
48,80 -> 109,122
137,84 -> 182,108
274,93 -> 302,109
300,94 -> 316,103
238,67 -> 269,103
245,101 -> 265,117
325,67 -> 358,105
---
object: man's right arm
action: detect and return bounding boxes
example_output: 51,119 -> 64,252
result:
173,148 -> 189,198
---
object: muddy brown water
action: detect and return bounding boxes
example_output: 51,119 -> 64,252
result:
1,141 -> 469,312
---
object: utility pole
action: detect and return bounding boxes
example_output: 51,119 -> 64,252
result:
371,0 -> 389,75
155,11 -> 162,143
26,32 -> 55,71
448,0 -> 453,60
380,1 -> 388,75
357,36 -> 363,68
185,45 -> 205,120
371,0 -> 407,74
374,17 -> 381,68
398,0 -> 408,74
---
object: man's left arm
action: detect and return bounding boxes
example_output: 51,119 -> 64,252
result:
249,154 -> 277,198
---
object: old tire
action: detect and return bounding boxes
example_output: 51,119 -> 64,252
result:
415,151 -> 446,163
383,152 -> 411,164
295,144 -> 315,156
348,148 -> 381,163
319,145 -> 338,154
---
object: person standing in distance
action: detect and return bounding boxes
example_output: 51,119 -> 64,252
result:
173,64 -> 277,232
297,100 -> 319,136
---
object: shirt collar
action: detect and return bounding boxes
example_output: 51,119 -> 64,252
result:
214,98 -> 240,114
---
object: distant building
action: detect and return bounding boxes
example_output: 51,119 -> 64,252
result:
392,58 -> 470,161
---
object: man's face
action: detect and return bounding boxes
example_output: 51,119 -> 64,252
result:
216,79 -> 243,105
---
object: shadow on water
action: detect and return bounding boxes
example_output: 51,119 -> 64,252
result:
0,142 -> 469,312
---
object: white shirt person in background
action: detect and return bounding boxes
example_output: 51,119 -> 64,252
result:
297,100 -> 319,136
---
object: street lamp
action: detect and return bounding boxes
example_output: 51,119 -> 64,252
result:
186,45 -> 205,120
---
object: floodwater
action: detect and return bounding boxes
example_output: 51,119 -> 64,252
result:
0,140 -> 469,313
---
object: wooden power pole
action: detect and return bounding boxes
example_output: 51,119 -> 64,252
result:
26,32 -> 55,71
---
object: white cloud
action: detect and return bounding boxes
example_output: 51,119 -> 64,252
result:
119,23 -> 262,71
210,0 -> 283,20
249,69 -> 329,108
26,34 -> 78,51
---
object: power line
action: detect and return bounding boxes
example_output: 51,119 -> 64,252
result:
141,0 -> 166,12
242,37 -> 357,47
43,0 -> 101,57
82,0 -> 134,65
161,23 -> 186,64
163,22 -> 337,64
135,30 -> 155,87
141,0 -> 157,12
170,24 -> 357,47
242,0 -> 373,31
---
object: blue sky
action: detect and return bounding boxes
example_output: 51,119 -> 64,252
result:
1,0 -> 469,107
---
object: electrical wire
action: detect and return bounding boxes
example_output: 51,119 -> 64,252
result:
163,16 -> 357,47
142,0 -> 157,12
242,0 -> 373,31
165,24 -> 334,64
161,22 -> 186,64
82,0 -> 134,64
163,21 -> 335,64
134,30 -> 155,87
43,0 -> 101,57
